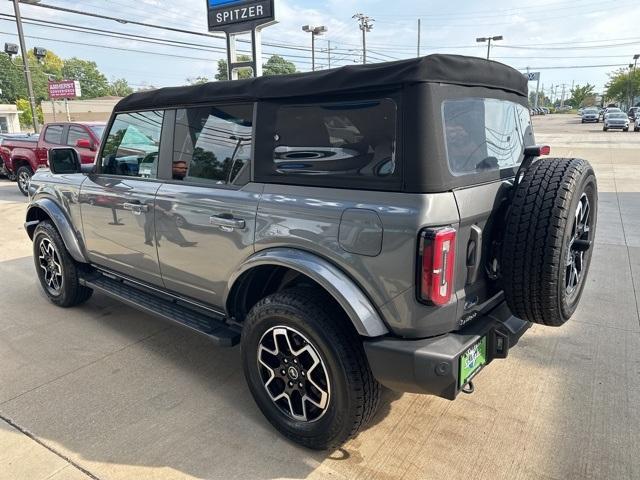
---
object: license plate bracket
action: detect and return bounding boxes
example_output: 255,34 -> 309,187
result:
459,336 -> 487,388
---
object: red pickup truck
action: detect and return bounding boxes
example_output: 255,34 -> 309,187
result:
0,122 -> 105,195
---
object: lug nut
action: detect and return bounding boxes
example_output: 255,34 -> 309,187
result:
301,371 -> 306,376
293,358 -> 298,364
288,381 -> 293,387
281,369 -> 286,375
298,382 -> 303,388
283,358 -> 288,364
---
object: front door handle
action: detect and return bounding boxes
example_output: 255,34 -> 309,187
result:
209,214 -> 245,230
123,202 -> 149,214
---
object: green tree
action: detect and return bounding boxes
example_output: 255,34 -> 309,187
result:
215,55 -> 253,81
263,55 -> 296,76
16,98 -> 43,130
0,55 -> 26,102
61,58 -> 109,98
605,68 -> 640,106
186,76 -> 210,85
108,78 -> 134,97
568,84 -> 596,108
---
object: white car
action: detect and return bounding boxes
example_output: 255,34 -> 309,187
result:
634,116 -> 640,132
603,112 -> 629,131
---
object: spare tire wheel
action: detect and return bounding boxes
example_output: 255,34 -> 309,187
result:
501,158 -> 597,326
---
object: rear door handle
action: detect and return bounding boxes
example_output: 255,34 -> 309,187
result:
209,214 -> 245,230
123,202 -> 149,214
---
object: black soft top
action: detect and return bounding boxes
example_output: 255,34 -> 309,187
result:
115,54 -> 528,112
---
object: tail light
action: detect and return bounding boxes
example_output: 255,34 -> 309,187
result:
418,227 -> 456,306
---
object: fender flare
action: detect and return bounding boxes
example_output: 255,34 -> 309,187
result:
25,198 -> 89,264
226,248 -> 389,337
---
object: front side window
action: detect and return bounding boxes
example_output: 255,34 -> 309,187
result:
173,104 -> 253,187
100,111 -> 164,178
271,99 -> 397,182
67,126 -> 91,147
442,98 -> 533,175
44,125 -> 63,145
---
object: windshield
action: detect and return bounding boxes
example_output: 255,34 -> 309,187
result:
584,109 -> 597,114
89,125 -> 106,140
609,113 -> 627,119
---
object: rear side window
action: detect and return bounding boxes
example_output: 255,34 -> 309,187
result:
100,111 -> 164,178
172,104 -> 253,187
67,126 -> 90,147
442,98 -> 533,176
266,98 -> 398,188
44,125 -> 63,144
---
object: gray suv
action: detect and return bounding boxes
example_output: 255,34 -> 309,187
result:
25,55 -> 597,450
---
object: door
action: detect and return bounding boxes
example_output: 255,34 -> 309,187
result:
66,124 -> 96,164
155,104 -> 260,307
80,110 -> 167,285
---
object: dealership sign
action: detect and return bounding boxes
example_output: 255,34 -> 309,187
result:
207,0 -> 275,33
48,80 -> 82,99
524,72 -> 540,81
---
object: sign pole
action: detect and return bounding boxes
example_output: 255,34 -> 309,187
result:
51,98 -> 56,122
64,98 -> 70,121
252,28 -> 263,77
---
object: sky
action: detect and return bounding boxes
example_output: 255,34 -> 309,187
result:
1,0 -> 640,100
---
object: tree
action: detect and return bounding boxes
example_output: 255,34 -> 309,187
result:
16,98 -> 43,130
215,55 -> 253,81
108,78 -> 134,97
605,68 -> 640,106
568,84 -> 596,108
186,76 -> 210,85
263,55 -> 296,76
61,58 -> 110,98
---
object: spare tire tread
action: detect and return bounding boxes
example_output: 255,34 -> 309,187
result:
502,158 -> 593,326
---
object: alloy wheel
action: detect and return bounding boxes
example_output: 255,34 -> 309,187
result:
257,326 -> 330,422
566,193 -> 591,296
18,170 -> 30,193
38,237 -> 64,295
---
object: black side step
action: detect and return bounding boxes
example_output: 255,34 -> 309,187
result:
81,274 -> 240,347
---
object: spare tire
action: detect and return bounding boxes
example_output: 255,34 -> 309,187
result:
501,158 -> 597,326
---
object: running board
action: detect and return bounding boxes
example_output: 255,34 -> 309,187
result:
80,274 -> 240,347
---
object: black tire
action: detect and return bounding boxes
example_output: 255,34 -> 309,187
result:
623,127 -> 629,132
635,127 -> 639,132
603,126 -> 608,131
502,158 -> 597,326
16,165 -> 32,196
241,287 -> 380,450
33,221 -> 93,307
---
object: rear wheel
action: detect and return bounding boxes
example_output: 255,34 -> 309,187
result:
603,126 -> 608,131
16,165 -> 32,196
624,127 -> 629,132
502,158 -> 597,326
241,288 -> 380,450
33,221 -> 93,307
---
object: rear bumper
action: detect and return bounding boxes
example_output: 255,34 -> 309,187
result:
363,302 -> 530,400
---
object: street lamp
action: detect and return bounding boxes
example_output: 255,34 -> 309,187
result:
302,25 -> 327,71
476,35 -> 503,60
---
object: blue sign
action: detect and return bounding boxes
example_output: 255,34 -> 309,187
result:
208,0 -> 243,6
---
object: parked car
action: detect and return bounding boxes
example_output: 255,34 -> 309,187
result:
1,122 -> 105,195
600,107 -> 622,121
581,108 -> 599,123
541,107 -> 550,114
25,55 -> 597,450
628,107 -> 639,120
634,116 -> 640,132
0,133 -> 39,180
603,112 -> 629,131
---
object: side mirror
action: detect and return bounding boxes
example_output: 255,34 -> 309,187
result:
48,148 -> 82,174
76,138 -> 95,151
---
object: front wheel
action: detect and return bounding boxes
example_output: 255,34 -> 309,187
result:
603,126 -> 608,131
624,127 -> 629,132
16,165 -> 32,196
241,288 -> 380,450
33,221 -> 93,307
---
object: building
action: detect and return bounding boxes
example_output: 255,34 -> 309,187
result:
0,104 -> 21,133
41,96 -> 122,124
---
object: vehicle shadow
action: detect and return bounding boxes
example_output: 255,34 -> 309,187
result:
0,257 -> 402,480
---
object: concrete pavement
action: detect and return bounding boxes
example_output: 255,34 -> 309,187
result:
0,113 -> 639,480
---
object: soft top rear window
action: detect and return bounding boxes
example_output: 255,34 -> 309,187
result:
442,97 -> 533,176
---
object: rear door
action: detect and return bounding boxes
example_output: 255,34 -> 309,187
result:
80,110 -> 167,285
154,103 -> 260,307
441,97 -> 534,322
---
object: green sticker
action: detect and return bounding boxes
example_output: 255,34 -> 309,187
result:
459,337 -> 487,387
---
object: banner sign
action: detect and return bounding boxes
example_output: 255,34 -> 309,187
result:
207,0 -> 275,33
48,80 -> 82,99
524,72 -> 540,81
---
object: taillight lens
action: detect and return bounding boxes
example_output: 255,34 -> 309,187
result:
418,227 -> 456,306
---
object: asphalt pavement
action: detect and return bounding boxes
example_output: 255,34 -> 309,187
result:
0,113 -> 638,480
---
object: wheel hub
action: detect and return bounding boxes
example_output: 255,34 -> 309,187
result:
38,237 -> 63,294
257,326 -> 330,422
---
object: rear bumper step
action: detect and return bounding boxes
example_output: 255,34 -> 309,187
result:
80,273 -> 240,347
363,302 -> 530,400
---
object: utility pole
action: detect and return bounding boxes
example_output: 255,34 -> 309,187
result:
353,13 -> 374,64
11,0 -> 39,133
560,84 -> 566,108
327,40 -> 331,69
417,18 -> 421,57
476,35 -> 503,60
631,54 -> 639,107
628,63 -> 634,110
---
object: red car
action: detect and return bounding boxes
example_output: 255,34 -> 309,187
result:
0,122 -> 105,196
